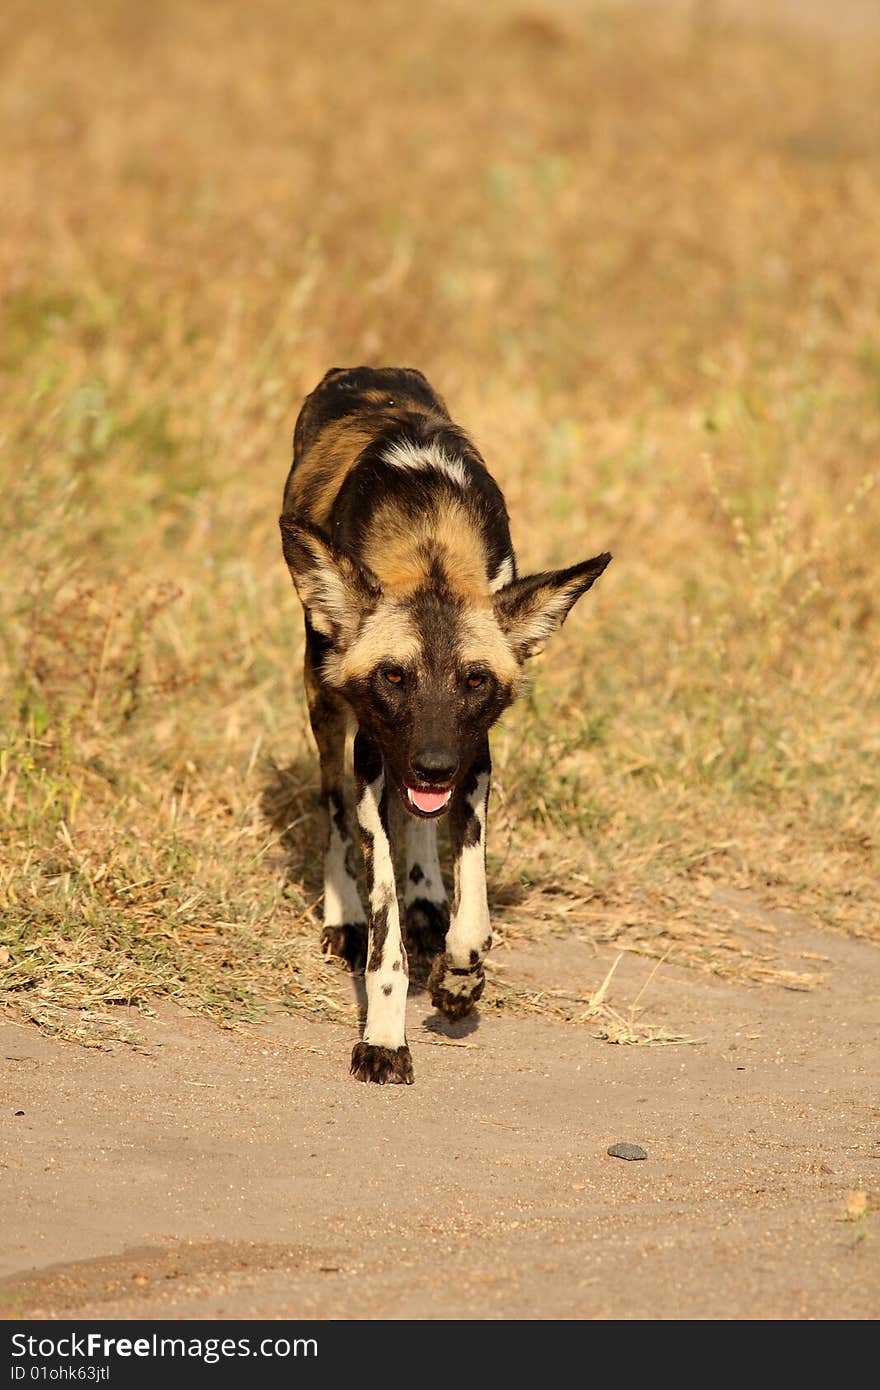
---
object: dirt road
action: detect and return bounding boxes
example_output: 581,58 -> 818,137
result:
1,896 -> 877,1320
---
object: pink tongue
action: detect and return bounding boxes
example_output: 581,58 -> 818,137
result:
408,787 -> 451,814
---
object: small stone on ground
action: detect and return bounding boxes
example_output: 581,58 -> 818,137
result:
608,1142 -> 648,1161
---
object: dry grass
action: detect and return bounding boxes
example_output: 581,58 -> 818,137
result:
1,0 -> 878,1046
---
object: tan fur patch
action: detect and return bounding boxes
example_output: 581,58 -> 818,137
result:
363,496 -> 490,599
323,602 -> 422,688
286,401 -> 450,528
456,608 -> 521,686
286,417 -> 376,527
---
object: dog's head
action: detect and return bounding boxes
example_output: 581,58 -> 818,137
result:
280,515 -> 610,818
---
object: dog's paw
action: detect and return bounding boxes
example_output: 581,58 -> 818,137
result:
350,1042 -> 414,1085
428,953 -> 485,1021
321,922 -> 368,972
405,897 -> 449,958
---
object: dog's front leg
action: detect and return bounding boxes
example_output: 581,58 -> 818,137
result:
304,623 -> 368,970
349,731 -> 414,1085
404,818 -> 449,958
429,740 -> 491,1022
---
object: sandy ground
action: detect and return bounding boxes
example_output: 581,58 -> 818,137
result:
1,890 -> 878,1321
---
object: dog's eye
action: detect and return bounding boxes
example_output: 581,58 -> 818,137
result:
383,667 -> 405,687
465,671 -> 486,691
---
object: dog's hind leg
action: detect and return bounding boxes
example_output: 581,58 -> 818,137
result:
404,819 -> 449,959
305,622 -> 368,971
350,731 -> 413,1084
429,740 -> 491,1021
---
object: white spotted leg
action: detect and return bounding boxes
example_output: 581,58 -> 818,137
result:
349,732 -> 413,1085
304,625 -> 368,971
404,817 -> 449,958
428,741 -> 492,1021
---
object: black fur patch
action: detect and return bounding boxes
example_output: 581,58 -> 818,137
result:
451,741 -> 490,855
304,614 -> 332,678
328,789 -> 348,840
360,826 -> 374,885
461,811 -> 482,848
325,784 -> 360,905
321,923 -> 368,973
405,897 -> 449,958
408,863 -> 424,885
459,745 -> 492,801
350,1041 -> 414,1085
378,782 -> 390,834
367,901 -> 390,973
375,882 -> 395,912
353,731 -> 384,787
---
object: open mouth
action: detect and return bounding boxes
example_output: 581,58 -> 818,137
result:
405,785 -> 453,817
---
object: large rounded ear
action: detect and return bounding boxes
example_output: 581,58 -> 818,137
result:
493,553 -> 611,661
279,514 -> 380,645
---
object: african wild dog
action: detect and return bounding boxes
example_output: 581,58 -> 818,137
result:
280,367 -> 610,1085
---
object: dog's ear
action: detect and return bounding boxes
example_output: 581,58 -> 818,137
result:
493,553 -> 611,661
279,515 -> 380,645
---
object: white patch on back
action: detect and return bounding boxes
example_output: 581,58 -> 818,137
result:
384,437 -> 469,490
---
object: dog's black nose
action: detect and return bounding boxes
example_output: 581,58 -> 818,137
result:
410,749 -> 459,785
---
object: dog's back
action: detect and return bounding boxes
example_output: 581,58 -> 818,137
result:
283,366 -> 515,599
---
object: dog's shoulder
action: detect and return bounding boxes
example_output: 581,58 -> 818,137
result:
283,367 -> 515,600
283,367 -> 450,524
